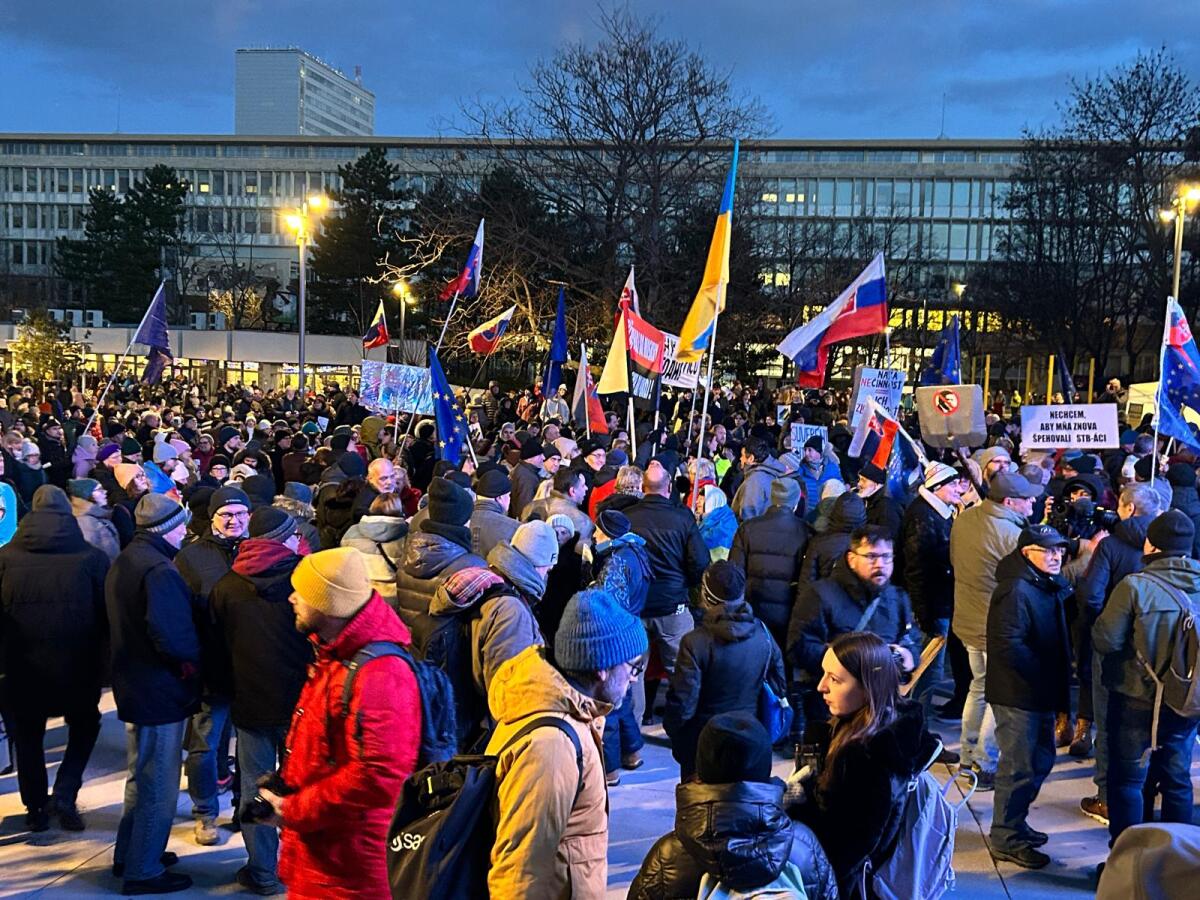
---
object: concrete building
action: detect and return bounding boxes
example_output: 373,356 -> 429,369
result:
235,48 -> 374,136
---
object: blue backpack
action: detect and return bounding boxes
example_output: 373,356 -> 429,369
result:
340,641 -> 458,766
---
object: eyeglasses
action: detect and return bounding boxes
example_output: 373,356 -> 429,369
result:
1027,546 -> 1065,557
852,551 -> 894,563
628,659 -> 645,679
215,511 -> 249,522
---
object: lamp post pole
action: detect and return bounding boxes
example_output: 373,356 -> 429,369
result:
288,195 -> 327,395
297,234 -> 307,395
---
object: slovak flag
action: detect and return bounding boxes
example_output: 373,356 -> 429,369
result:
849,397 -> 900,463
614,265 -> 639,328
467,304 -> 516,354
777,252 -> 888,387
362,300 -> 389,351
439,219 -> 484,301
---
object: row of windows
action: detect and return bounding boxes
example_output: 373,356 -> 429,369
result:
754,178 -> 1012,219
0,203 -> 308,238
758,149 -> 1019,165
8,240 -> 54,266
0,167 -> 348,198
0,142 -> 367,160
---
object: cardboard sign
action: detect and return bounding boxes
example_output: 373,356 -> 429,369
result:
1020,403 -> 1120,450
915,385 -> 986,449
790,423 -> 828,452
358,361 -> 434,415
850,367 -> 906,427
777,404 -> 790,424
659,331 -> 703,389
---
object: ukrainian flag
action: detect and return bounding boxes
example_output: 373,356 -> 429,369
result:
675,140 -> 739,363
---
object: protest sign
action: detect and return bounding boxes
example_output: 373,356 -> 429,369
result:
777,404 -> 789,423
1020,403 -> 1120,450
914,385 -> 986,449
790,423 -> 828,451
660,331 -> 702,389
850,367 -> 906,427
358,360 -> 434,415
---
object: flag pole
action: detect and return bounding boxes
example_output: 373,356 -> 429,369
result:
1151,296 -> 1172,486
86,281 -> 164,434
689,309 -> 722,511
582,342 -> 592,440
434,291 -> 461,354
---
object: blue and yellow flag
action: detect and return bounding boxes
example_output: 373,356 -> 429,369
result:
675,140 -> 739,363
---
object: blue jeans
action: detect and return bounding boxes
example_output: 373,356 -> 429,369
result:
959,645 -> 998,773
911,619 -> 950,719
602,686 -> 644,773
114,720 -> 186,882
237,725 -> 288,890
1105,690 -> 1198,843
1091,651 -> 1109,804
990,706 -> 1056,852
186,699 -> 230,820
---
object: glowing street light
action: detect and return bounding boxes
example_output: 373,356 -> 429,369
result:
1161,185 -> 1200,303
284,194 -> 330,394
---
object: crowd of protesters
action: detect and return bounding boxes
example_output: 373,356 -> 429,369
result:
0,369 -> 1196,897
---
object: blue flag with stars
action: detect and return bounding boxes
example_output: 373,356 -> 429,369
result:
429,344 -> 469,464
1157,298 -> 1200,452
919,315 -> 960,386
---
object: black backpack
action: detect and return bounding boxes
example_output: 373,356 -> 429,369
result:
386,716 -> 583,900
338,641 -> 457,767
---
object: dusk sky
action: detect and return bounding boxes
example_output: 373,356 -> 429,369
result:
1,1 -> 1198,139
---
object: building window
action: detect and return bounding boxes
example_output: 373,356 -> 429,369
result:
212,171 -> 225,195
12,243 -> 23,264
72,206 -> 84,229
57,206 -> 69,229
761,192 -> 778,203
245,172 -> 258,194
71,168 -> 82,193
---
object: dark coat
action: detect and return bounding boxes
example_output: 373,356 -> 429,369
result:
792,699 -> 940,892
1169,483 -> 1200,558
664,599 -> 786,778
106,532 -> 202,725
788,564 -> 913,678
1076,514 -> 1153,618
209,539 -> 312,729
316,481 -> 362,549
624,494 -> 710,618
864,488 -> 905,542
985,551 -> 1073,713
351,483 -> 379,523
630,780 -> 838,900
393,528 -> 487,625
0,507 -> 110,714
729,507 -> 809,646
176,529 -> 241,697
799,493 -> 866,583
898,490 -> 955,630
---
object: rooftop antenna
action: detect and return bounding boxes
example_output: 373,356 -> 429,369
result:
937,93 -> 947,139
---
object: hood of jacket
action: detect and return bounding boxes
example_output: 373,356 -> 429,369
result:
273,495 -> 315,521
402,530 -> 470,579
231,537 -> 300,579
674,780 -> 794,890
359,415 -> 386,450
488,645 -> 610,727
314,591 -> 411,663
747,456 -> 786,481
70,495 -> 112,520
15,507 -> 86,553
702,596 -> 758,643
349,515 -> 408,544
1138,554 -> 1200,593
828,492 -> 867,533
428,566 -> 511,616
1112,513 -> 1154,551
487,541 -> 547,601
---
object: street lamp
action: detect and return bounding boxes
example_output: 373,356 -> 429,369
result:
285,194 -> 328,395
1160,185 -> 1200,302
391,281 -> 416,363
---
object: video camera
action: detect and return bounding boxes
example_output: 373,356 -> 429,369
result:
1049,497 -> 1119,541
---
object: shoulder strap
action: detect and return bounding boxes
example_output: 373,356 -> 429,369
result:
340,640 -> 408,717
854,595 -> 884,633
758,621 -> 775,686
376,542 -> 398,573
1139,572 -> 1198,618
497,715 -> 585,798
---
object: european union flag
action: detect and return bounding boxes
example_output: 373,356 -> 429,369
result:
134,282 -> 172,384
541,286 -> 568,398
1157,299 -> 1200,452
919,315 -> 961,386
429,345 -> 469,464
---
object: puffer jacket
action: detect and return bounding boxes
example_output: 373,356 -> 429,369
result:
624,495 -> 710,617
1169,482 -> 1200,558
1093,553 -> 1200,703
799,492 -> 866,583
731,455 -> 786,521
898,488 -> 955,630
485,646 -> 610,900
729,507 -> 809,647
340,515 -> 408,603
470,496 -> 519,558
1076,514 -> 1154,617
589,533 -> 652,616
630,780 -> 838,900
949,498 -> 1025,648
393,526 -> 487,624
791,699 -> 940,894
664,599 -> 786,778
798,457 -> 843,508
985,551 -> 1073,713
278,593 -> 420,899
70,495 -> 121,562
0,505 -> 110,715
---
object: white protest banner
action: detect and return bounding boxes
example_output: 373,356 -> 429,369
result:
850,367 -> 906,427
790,423 -> 828,451
1020,403 -> 1120,450
659,331 -> 702,389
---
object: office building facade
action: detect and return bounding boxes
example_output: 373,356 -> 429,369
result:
235,49 -> 374,136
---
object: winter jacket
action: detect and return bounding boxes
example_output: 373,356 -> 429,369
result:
340,516 -> 408,603
985,551 -> 1073,713
798,457 -> 843,508
486,646 -> 610,900
799,492 -> 866,583
1168,483 -> 1200,558
273,495 -> 322,553
176,530 -> 242,697
664,599 -> 786,778
523,491 -> 595,548
949,498 -> 1025,648
788,564 -> 914,678
315,482 -> 361,549
729,507 -> 809,646
1076,514 -> 1154,618
898,487 -> 955,630
470,497 -> 519,558
70,496 -> 121,562
38,436 -> 71,489
864,488 -> 905,543
393,527 -> 487,624
106,532 -> 202,725
0,506 -> 110,715
624,495 -> 710,617
791,698 -> 940,893
350,483 -> 379,523
589,534 -> 652,616
1093,554 -> 1200,703
278,592 -> 419,898
630,780 -> 838,900
731,455 -> 786,522
210,539 -> 312,729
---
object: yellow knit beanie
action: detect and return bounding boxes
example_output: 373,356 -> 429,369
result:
290,547 -> 372,618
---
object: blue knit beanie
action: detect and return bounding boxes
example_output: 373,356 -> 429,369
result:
554,587 -> 648,672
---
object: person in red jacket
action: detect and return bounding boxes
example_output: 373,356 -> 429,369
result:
257,546 -> 420,899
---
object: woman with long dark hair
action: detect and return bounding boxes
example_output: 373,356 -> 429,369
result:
786,631 -> 940,894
